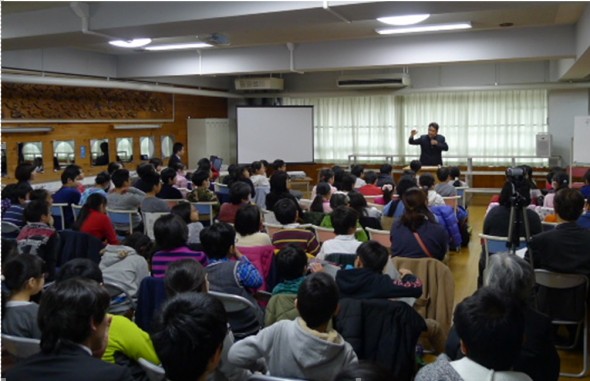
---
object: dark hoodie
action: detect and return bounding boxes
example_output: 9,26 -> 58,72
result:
336,268 -> 423,299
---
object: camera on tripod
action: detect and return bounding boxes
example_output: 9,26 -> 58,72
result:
506,167 -> 525,183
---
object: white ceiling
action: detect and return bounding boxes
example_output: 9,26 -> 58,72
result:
2,1 -> 590,90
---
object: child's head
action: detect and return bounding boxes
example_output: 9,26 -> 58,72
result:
55,258 -> 103,283
171,202 -> 199,224
15,163 -> 35,183
449,166 -> 462,180
297,272 -> 339,329
276,245 -> 308,281
229,181 -> 251,204
149,158 -> 164,172
191,170 -> 211,188
347,191 -> 367,217
437,167 -> 450,182
350,165 -> 364,179
364,171 -> 377,185
319,168 -> 334,183
409,160 -> 422,173
160,168 -> 177,185
356,241 -> 389,273
273,159 -> 286,171
61,164 -> 82,185
274,198 -> 298,225
144,172 -> 162,194
270,171 -> 289,194
151,292 -> 226,381
235,204 -> 261,237
316,182 -> 332,198
381,184 -> 395,203
552,171 -> 569,190
111,168 -> 131,188
10,182 -> 30,205
24,199 -> 50,224
137,162 -> 156,179
341,173 -> 356,192
164,259 -> 208,297
2,254 -> 46,304
199,222 -> 236,260
329,193 -> 350,209
95,171 -> 111,190
331,206 -> 358,235
29,188 -> 51,205
154,214 -> 188,251
419,173 -> 435,190
107,161 -> 123,175
122,232 -> 154,260
251,161 -> 266,175
380,164 -> 393,175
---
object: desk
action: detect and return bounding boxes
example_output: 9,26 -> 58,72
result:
290,177 -> 312,194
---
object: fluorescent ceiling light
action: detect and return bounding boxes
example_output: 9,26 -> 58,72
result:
1,127 -> 53,133
377,14 -> 430,26
113,124 -> 161,130
376,22 -> 472,35
109,38 -> 152,48
144,42 -> 212,51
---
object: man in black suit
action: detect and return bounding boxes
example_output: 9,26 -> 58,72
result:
167,142 -> 185,168
408,122 -> 449,166
6,278 -> 132,381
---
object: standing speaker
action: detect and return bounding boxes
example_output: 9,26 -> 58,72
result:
536,133 -> 552,157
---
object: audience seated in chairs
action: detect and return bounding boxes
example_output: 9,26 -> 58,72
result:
218,182 -> 252,224
164,259 -> 251,381
228,273 -> 358,380
235,204 -> 272,247
140,172 -> 170,213
310,168 -> 338,200
250,160 -> 271,188
376,164 -> 395,188
271,198 -> 320,256
80,171 -> 111,205
52,164 -> 84,229
347,191 -> 382,230
358,171 -> 382,196
390,187 -> 448,261
151,214 -> 208,278
156,167 -> 184,200
1,254 -> 45,339
317,206 -> 363,260
543,171 -> 569,208
382,175 -> 416,219
434,167 -> 458,197
55,258 -> 160,371
107,169 -> 145,232
320,193 -> 368,242
445,252 -> 560,381
132,162 -> 158,193
187,170 -> 220,215
420,173 -> 445,207
1,182 -> 30,230
416,288 -> 531,381
151,292 -> 228,381
265,170 -> 302,215
6,277 -> 133,381
72,193 -> 120,245
201,222 -> 264,337
16,200 -> 59,281
99,232 -> 152,303
170,202 -> 204,247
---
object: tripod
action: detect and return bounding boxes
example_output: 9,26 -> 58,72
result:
506,182 -> 533,260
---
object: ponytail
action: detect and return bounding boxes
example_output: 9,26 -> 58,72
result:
1,254 -> 45,318
73,193 -> 106,231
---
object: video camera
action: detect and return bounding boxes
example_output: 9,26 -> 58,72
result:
505,167 -> 525,183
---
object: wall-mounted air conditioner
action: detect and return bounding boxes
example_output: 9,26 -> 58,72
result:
337,73 -> 411,89
235,77 -> 284,91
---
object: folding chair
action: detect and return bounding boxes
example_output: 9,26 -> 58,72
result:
312,225 -> 337,243
442,196 -> 460,213
107,208 -> 137,235
142,211 -> 169,240
455,186 -> 468,207
191,201 -> 216,225
261,209 -> 279,225
209,290 -> 262,339
51,203 -> 68,230
263,222 -> 283,238
534,269 -> 589,377
479,234 -> 527,270
1,333 -> 41,361
363,195 -> 380,203
71,203 -> 83,219
214,182 -> 231,204
366,227 -> 391,248
1,220 -> 21,239
137,357 -> 166,381
104,280 -> 136,316
298,198 -> 312,211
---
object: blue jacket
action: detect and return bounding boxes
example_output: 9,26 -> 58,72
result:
430,205 -> 462,249
578,212 -> 590,229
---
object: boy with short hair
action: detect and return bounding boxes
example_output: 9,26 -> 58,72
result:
187,169 -> 220,214
107,169 -> 145,231
358,171 -> 382,196
52,164 -> 83,229
228,272 -> 358,380
2,182 -> 30,229
435,167 -> 458,197
317,206 -> 362,260
271,198 -> 320,256
16,200 -> 59,280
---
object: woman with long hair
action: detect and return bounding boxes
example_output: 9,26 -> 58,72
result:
73,193 -> 119,244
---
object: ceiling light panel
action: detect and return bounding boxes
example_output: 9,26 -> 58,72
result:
377,14 -> 430,26
376,22 -> 472,35
109,38 -> 152,48
144,42 -> 213,51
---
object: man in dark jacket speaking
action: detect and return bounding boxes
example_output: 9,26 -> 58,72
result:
408,122 -> 449,166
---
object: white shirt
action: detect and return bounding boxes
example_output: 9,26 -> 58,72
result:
451,357 -> 532,381
316,234 -> 362,260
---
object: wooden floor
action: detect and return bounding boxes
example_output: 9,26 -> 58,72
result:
447,204 -> 588,380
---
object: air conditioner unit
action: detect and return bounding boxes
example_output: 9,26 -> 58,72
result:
337,73 -> 411,89
235,77 -> 284,91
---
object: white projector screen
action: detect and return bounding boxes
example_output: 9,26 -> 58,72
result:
237,106 -> 314,164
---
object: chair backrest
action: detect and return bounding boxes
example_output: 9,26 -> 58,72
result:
535,269 -> 588,291
137,357 -> 166,381
142,211 -> 170,240
298,198 -> 313,211
165,199 -> 185,208
71,203 -> 83,219
1,220 -> 21,238
367,202 -> 384,211
479,234 -> 527,269
261,209 -> 279,225
366,227 -> 391,248
106,208 -> 136,234
534,269 -> 589,325
51,203 -> 68,230
312,225 -> 336,243
209,290 -> 258,313
442,196 -> 460,212
104,280 -> 136,315
363,195 -> 380,203
263,222 -> 283,238
191,202 -> 216,225
1,333 -> 41,360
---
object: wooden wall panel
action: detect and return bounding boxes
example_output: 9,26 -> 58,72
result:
2,86 -> 227,184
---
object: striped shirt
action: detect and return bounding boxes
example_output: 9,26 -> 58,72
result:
2,204 -> 25,229
151,246 -> 208,278
271,227 -> 320,256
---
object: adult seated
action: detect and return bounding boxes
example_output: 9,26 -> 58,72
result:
390,187 -> 448,261
445,252 -> 560,381
416,288 -> 531,381
217,181 -> 252,224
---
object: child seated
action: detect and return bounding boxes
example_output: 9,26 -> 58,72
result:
271,198 -> 320,256
171,202 -> 204,247
320,193 -> 368,242
228,272 -> 358,380
16,200 -> 59,280
336,241 -> 422,300
1,254 -> 45,339
187,170 -> 220,207
317,206 -> 362,260
201,222 -> 264,337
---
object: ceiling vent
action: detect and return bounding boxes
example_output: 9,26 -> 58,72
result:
337,73 -> 411,89
235,77 -> 284,91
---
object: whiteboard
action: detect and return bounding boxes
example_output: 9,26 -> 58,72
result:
573,116 -> 590,163
237,106 -> 314,164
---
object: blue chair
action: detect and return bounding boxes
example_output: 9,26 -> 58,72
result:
107,208 -> 137,236
479,234 -> 527,270
191,202 -> 216,225
51,203 -> 68,230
